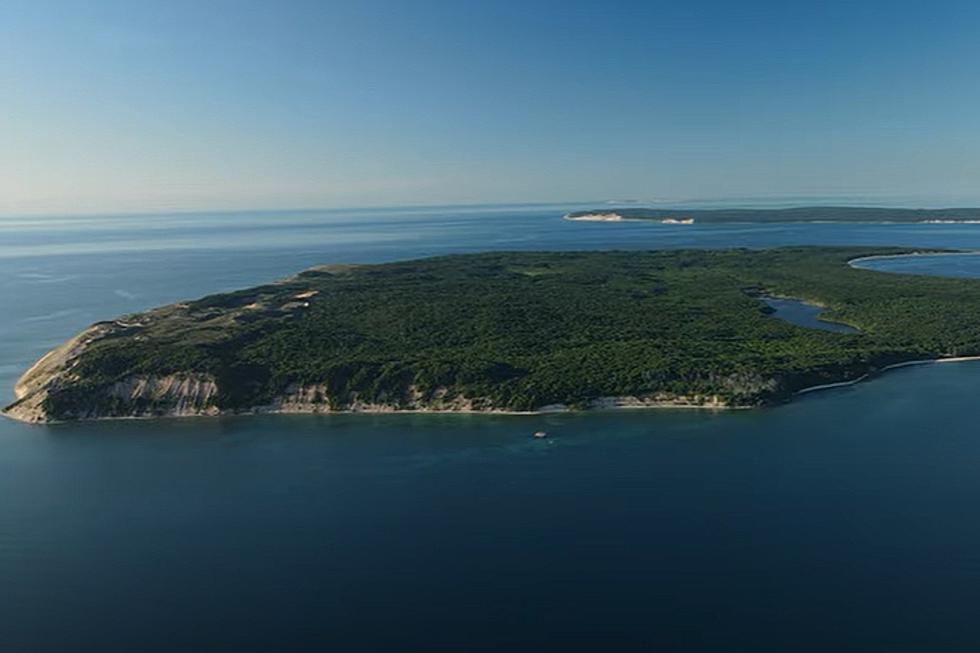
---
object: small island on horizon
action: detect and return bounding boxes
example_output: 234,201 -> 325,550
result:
7,246 -> 980,424
564,206 -> 980,224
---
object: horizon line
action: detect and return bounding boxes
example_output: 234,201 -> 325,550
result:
4,196 -> 980,221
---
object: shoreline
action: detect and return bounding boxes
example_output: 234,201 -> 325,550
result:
3,394 -> 740,426
794,355 -> 980,397
562,213 -> 694,224
10,248 -> 980,426
847,250 -> 980,268
12,356 -> 980,424
564,213 -> 980,226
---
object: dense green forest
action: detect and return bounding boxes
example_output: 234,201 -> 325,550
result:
566,206 -> 980,223
15,247 -> 980,420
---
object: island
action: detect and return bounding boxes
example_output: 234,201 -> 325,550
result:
6,247 -> 980,423
564,206 -> 980,223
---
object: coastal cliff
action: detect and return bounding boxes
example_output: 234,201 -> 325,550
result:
5,337 -> 749,423
6,247 -> 980,424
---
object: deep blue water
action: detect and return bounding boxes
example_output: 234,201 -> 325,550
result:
5,206 -> 980,651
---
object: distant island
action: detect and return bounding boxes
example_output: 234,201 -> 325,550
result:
7,247 -> 980,423
564,206 -> 980,223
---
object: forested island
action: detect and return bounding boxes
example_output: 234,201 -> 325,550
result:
7,247 -> 980,423
565,206 -> 980,223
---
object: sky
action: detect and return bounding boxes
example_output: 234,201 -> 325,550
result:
3,0 -> 980,215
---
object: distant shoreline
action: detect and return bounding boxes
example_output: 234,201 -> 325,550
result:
564,212 -> 694,224
564,206 -> 980,224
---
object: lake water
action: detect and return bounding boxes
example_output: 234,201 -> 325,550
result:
5,206 -> 980,651
761,296 -> 860,334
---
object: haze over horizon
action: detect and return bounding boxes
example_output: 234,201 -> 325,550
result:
4,0 -> 980,216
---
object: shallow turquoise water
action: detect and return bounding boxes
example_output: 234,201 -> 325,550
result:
4,206 -> 980,651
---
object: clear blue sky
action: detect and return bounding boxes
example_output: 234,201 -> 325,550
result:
3,0 -> 980,214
